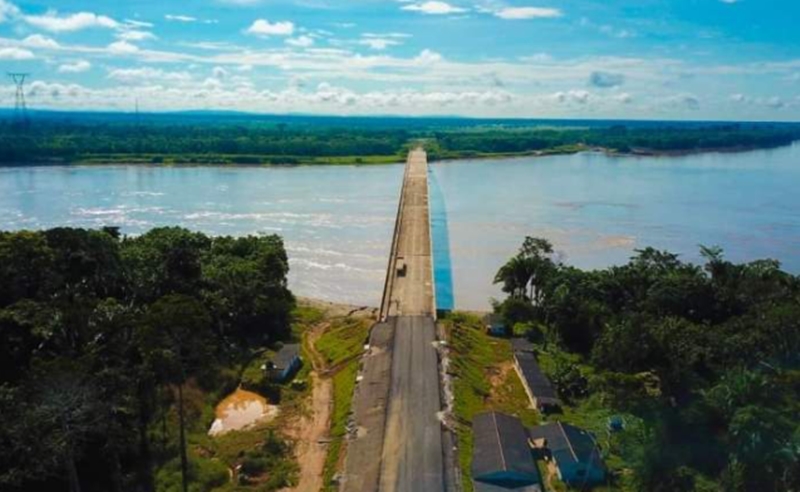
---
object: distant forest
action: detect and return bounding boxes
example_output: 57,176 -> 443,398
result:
1,113 -> 799,165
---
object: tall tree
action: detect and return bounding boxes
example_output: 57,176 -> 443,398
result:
138,295 -> 214,492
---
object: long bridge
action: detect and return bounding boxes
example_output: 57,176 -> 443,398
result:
343,149 -> 455,492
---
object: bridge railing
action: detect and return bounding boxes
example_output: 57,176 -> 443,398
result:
378,151 -> 411,320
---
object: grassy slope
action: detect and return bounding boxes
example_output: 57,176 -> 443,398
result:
442,312 -> 541,492
313,315 -> 371,491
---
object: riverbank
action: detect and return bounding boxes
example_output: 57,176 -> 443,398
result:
4,141 -> 794,168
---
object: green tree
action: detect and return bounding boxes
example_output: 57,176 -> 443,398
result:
139,295 -> 214,492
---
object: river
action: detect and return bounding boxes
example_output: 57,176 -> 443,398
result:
1,144 -> 799,310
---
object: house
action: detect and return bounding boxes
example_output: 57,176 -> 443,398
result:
485,314 -> 508,337
513,351 -> 560,412
267,344 -> 301,382
471,412 -> 543,492
528,422 -> 606,487
510,337 -> 535,354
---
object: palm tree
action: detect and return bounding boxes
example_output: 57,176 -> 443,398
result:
494,255 -> 533,299
494,237 -> 558,304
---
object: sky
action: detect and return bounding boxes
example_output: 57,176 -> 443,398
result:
0,0 -> 799,120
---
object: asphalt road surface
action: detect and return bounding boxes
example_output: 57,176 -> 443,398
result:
379,316 -> 444,492
343,149 -> 450,492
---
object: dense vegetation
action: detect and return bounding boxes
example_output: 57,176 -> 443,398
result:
424,124 -> 800,159
1,117 -> 798,165
494,238 -> 800,491
0,227 -> 296,492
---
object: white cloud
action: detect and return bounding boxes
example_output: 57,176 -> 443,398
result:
58,60 -> 91,73
107,67 -> 192,84
589,71 -> 625,88
22,34 -> 59,49
124,19 -> 154,29
24,11 -> 119,32
494,7 -> 562,20
212,66 -> 228,80
117,30 -> 156,42
0,46 -> 33,59
165,14 -> 197,22
0,0 -> 19,23
107,41 -> 139,54
766,96 -> 784,109
730,93 -> 747,103
246,19 -> 295,37
359,38 -> 400,50
664,93 -> 700,110
401,2 -> 467,15
358,32 -> 409,50
554,89 -> 590,104
599,25 -> 635,39
286,35 -> 314,48
731,93 -> 789,110
615,93 -> 633,104
415,49 -> 443,64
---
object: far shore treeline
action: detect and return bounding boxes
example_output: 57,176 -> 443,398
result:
493,237 -> 800,491
1,113 -> 799,165
0,227 -> 295,492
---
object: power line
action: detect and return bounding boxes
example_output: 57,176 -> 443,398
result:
8,73 -> 30,128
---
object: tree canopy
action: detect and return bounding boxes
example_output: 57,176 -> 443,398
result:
0,227 -> 294,492
495,238 -> 800,491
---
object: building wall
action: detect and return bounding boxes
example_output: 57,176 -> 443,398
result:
556,460 -> 605,486
514,357 -> 537,410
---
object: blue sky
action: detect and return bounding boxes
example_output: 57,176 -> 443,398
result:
0,0 -> 799,120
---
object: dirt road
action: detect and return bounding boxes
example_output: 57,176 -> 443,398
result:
281,321 -> 332,492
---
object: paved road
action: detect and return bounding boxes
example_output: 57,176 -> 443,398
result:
380,148 -> 434,319
343,149 -> 450,492
379,316 -> 444,492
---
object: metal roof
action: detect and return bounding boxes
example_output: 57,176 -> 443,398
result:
272,343 -> 300,369
510,338 -> 535,354
528,422 -> 604,470
514,352 -> 559,405
471,412 -> 539,479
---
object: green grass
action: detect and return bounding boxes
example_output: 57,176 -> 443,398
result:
314,316 -> 371,491
443,312 -> 540,492
322,362 -> 359,491
315,318 -> 370,368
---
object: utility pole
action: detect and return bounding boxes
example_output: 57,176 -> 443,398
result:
8,73 -> 30,128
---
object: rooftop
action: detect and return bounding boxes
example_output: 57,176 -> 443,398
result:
510,338 -> 535,354
272,343 -> 300,369
528,422 -> 604,471
472,412 -> 539,481
514,351 -> 559,406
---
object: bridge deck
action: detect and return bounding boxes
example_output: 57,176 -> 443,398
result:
381,148 -> 435,318
343,149 -> 448,492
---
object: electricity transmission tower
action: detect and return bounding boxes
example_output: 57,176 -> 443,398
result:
8,73 -> 30,128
